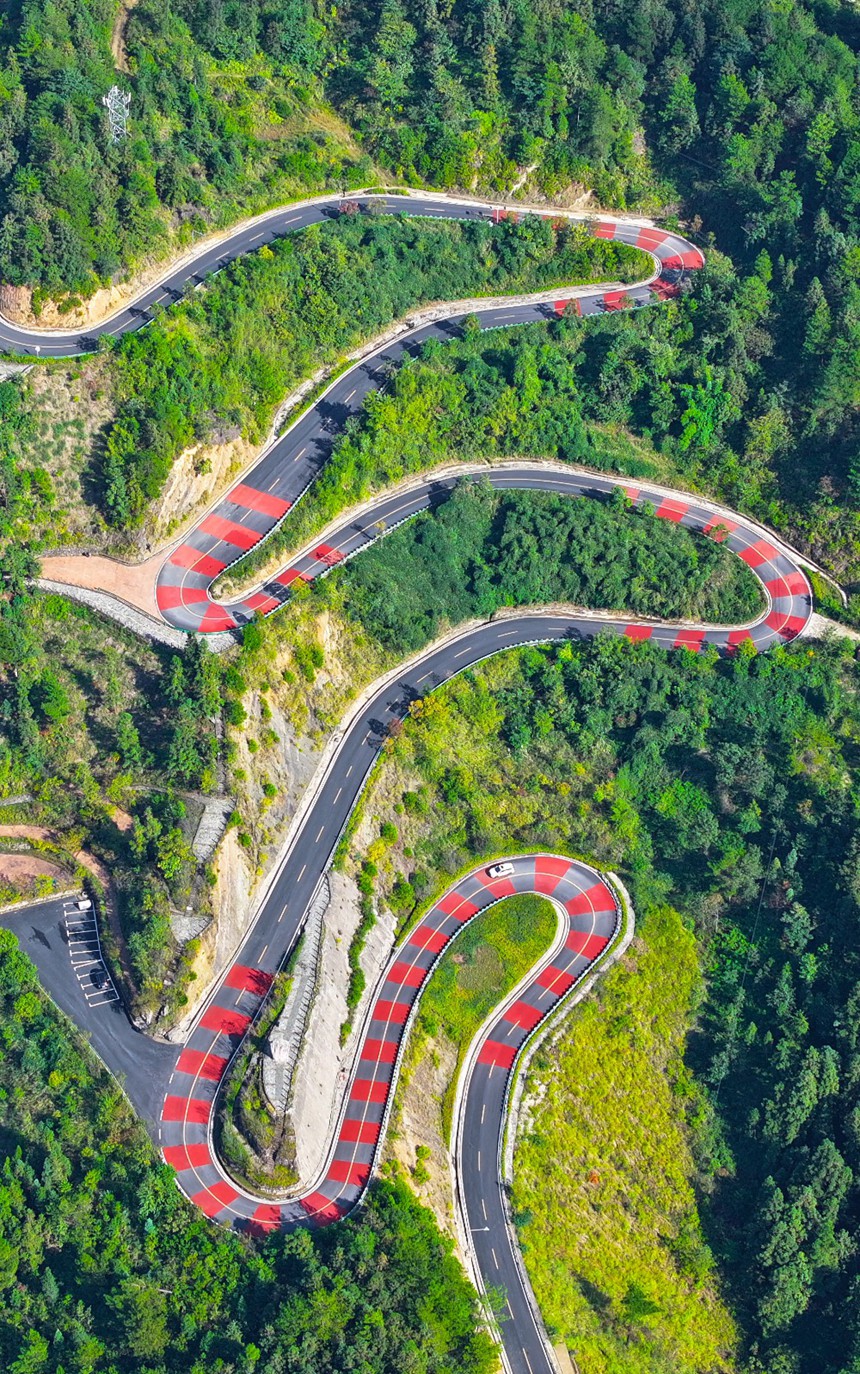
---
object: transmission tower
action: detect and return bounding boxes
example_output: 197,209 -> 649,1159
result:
102,86 -> 131,143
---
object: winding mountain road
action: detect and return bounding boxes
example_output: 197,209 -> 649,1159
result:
1,193 -> 816,1374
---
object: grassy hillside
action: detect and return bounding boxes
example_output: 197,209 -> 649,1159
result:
514,905 -> 735,1373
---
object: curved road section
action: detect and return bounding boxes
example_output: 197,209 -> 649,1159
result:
0,195 -> 815,1374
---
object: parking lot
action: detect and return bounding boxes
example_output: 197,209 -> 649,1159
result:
63,898 -> 119,1008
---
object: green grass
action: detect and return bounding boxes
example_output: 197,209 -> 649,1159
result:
512,904 -> 736,1374
414,894 -> 557,1141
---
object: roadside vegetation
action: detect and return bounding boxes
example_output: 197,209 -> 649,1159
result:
0,569 -> 223,1023
97,213 -> 643,526
341,632 -> 860,1374
0,0 -> 367,302
226,263 -> 860,609
335,479 -> 762,656
0,926 -> 496,1374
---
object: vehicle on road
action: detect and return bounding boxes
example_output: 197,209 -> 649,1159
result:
487,861 -> 515,878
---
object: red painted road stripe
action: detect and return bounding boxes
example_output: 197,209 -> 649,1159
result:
373,998 -> 410,1024
674,628 -> 706,651
169,544 -> 226,576
243,592 -> 280,615
436,891 -> 479,921
197,606 -> 238,633
656,498 -> 687,522
738,538 -> 778,568
313,543 -> 344,565
387,960 -> 426,988
200,1005 -> 252,1036
407,924 -> 448,955
162,1095 -> 211,1124
200,513 -> 261,551
360,1037 -> 398,1064
766,572 -> 809,599
637,228 -> 670,252
765,611 -> 806,639
223,965 -> 274,995
505,1000 -> 543,1032
603,289 -> 627,308
565,884 -> 616,916
192,1180 -> 239,1218
477,1039 -> 517,1070
176,1049 -> 229,1083
682,248 -> 705,269
300,1193 -> 344,1224
230,483 -> 291,519
727,629 -> 753,652
536,965 -> 575,996
474,871 -> 517,896
251,1204 -> 283,1232
703,517 -> 736,541
637,227 -> 669,251
661,254 -> 683,272
328,1159 -> 371,1187
625,624 -> 653,641
275,568 -> 308,588
339,1119 -> 381,1144
625,486 -> 640,502
593,221 -> 616,239
567,931 -> 609,960
553,299 -> 581,316
156,584 -> 209,611
349,1079 -> 389,1104
533,854 -> 570,894
162,1142 -> 212,1172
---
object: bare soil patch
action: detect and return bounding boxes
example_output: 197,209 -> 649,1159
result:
0,852 -> 67,884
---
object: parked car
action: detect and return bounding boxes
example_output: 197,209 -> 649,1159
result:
76,898 -> 92,911
487,862 -> 514,879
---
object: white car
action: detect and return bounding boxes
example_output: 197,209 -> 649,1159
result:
487,862 -> 514,879
76,899 -> 92,911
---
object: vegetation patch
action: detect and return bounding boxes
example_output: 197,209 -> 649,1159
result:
335,479 -> 763,655
514,903 -> 735,1372
339,630 -> 860,1372
413,893 -> 557,1142
99,213 -> 645,526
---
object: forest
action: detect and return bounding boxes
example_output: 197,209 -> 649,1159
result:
98,212 -> 642,526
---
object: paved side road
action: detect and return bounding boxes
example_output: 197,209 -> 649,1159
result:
0,893 -> 175,1124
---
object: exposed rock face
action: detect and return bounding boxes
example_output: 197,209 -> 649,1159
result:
286,871 -> 396,1188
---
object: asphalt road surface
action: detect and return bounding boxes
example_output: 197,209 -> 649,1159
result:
0,193 -> 814,1374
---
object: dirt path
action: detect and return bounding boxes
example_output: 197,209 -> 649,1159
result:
111,0 -> 138,74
